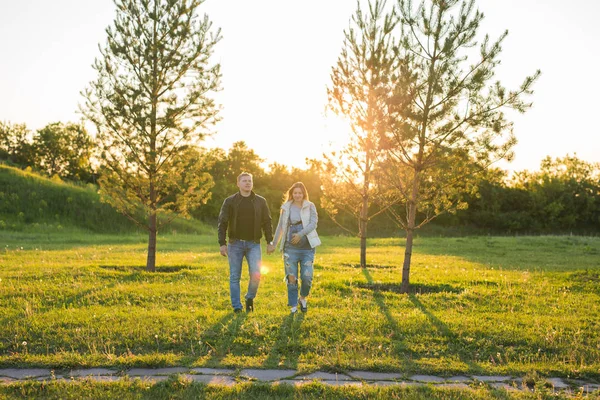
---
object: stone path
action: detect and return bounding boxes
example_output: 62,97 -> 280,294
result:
0,368 -> 598,394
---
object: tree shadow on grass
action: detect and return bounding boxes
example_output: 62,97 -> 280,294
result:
341,263 -> 395,269
361,269 -> 485,374
569,271 -> 600,294
96,265 -> 198,284
407,294 -> 484,374
99,265 -> 193,273
262,313 -> 305,369
356,281 -> 463,295
361,269 -> 417,371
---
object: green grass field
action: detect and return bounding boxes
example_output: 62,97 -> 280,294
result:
0,231 -> 599,398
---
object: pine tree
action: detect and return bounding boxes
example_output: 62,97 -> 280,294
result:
82,0 -> 221,271
384,0 -> 540,292
324,0 -> 399,267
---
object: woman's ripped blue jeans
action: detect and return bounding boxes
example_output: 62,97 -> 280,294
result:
283,247 -> 315,307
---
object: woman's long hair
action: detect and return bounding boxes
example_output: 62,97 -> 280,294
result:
283,182 -> 309,204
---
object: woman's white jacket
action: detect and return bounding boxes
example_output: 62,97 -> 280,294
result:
273,200 -> 321,252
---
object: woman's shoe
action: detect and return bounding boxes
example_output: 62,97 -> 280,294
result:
290,306 -> 298,314
299,299 -> 307,313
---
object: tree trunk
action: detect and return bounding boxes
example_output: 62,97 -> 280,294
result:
360,130 -> 371,268
401,172 -> 420,293
145,0 -> 158,274
400,228 -> 413,293
359,196 -> 368,268
146,212 -> 157,272
360,234 -> 367,268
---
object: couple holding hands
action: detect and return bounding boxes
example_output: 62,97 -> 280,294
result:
217,172 -> 321,314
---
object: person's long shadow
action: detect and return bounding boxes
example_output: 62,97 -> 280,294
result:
262,312 -> 305,369
361,269 -> 417,371
197,311 -> 247,366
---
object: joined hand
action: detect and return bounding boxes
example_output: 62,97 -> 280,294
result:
291,233 -> 302,245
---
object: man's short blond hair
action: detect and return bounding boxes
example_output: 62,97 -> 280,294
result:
237,172 -> 253,182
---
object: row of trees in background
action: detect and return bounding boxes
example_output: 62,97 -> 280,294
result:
3,123 -> 599,238
0,121 -> 95,182
459,156 -> 600,234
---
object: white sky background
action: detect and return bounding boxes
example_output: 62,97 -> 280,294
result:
0,0 -> 598,172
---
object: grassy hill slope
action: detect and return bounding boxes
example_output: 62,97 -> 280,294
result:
0,164 -> 208,234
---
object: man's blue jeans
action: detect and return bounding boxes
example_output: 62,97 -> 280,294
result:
227,240 -> 261,310
283,247 -> 315,307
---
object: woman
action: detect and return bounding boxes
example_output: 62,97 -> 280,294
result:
272,182 -> 321,313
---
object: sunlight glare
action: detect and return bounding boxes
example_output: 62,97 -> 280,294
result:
260,263 -> 271,275
319,113 -> 354,153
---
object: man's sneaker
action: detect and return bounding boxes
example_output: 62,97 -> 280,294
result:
233,308 -> 242,313
299,298 -> 307,313
245,298 -> 254,312
290,306 -> 298,314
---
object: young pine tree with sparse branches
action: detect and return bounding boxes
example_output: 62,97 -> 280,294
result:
382,0 -> 540,292
82,0 -> 221,271
323,0 -> 399,267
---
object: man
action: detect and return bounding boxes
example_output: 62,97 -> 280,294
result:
218,172 -> 276,312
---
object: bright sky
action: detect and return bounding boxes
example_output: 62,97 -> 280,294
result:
1,0 -> 599,172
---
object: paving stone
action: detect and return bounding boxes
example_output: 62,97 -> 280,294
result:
437,383 -> 471,390
69,368 -> 117,377
579,384 -> 600,393
371,380 -> 419,387
296,372 -> 353,381
190,368 -> 235,375
512,378 -> 523,387
139,375 -> 170,382
36,376 -> 70,382
0,369 -> 52,379
87,376 -> 122,382
183,374 -> 236,386
446,375 -> 471,383
2,366 -> 599,393
276,379 -> 311,386
320,380 -> 363,386
40,376 -> 68,382
346,371 -> 403,381
472,375 -> 512,382
409,374 -> 445,383
240,369 -> 296,381
547,377 -> 569,389
127,367 -> 189,376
